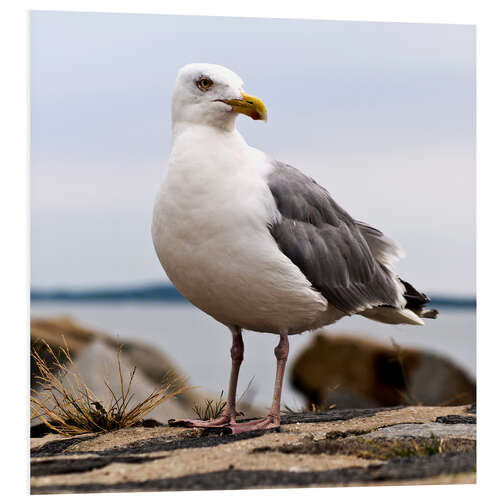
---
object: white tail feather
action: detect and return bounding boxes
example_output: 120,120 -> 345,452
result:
359,307 -> 425,326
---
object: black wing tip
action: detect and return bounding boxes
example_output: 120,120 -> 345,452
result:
399,278 -> 437,318
421,308 -> 439,319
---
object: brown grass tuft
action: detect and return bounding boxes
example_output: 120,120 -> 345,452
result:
192,390 -> 227,421
191,376 -> 255,421
30,338 -> 188,436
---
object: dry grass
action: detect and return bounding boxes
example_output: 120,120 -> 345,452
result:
192,390 -> 227,421
31,338 -> 188,436
192,376 -> 255,421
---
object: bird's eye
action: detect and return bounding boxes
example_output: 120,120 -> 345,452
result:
197,77 -> 213,91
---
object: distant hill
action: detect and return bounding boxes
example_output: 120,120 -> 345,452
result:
30,284 -> 476,309
31,284 -> 185,302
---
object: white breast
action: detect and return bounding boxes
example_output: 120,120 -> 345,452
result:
152,126 -> 329,334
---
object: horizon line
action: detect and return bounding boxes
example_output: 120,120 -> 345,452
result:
30,283 -> 476,309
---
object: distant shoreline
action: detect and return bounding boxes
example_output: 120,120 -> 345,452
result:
30,284 -> 476,309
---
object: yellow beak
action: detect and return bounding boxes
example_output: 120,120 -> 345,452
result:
222,92 -> 267,122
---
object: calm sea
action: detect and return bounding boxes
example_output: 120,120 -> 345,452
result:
30,302 -> 476,409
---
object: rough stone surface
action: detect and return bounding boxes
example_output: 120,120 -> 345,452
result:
31,452 -> 476,494
253,435 -> 475,461
362,422 -> 476,440
436,414 -> 476,425
31,405 -> 476,493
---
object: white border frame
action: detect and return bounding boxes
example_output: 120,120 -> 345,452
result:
3,1 -> 498,499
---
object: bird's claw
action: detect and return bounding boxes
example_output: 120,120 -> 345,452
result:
169,414 -> 279,435
222,416 -> 281,435
168,417 -> 230,429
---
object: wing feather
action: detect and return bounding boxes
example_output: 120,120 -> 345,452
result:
267,162 -> 404,314
355,221 -> 405,268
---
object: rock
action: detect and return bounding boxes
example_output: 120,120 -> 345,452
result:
31,316 -> 104,388
291,333 -> 475,409
31,317 -> 187,393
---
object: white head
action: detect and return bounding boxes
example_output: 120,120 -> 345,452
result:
171,63 -> 267,132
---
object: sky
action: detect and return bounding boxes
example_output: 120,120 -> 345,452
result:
30,11 -> 475,296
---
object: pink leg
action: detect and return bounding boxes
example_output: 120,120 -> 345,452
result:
170,326 -> 244,428
226,333 -> 289,434
220,325 -> 244,422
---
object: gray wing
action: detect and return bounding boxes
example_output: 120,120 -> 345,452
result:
267,162 -> 404,314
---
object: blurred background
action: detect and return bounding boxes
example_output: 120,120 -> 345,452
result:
30,11 -> 475,414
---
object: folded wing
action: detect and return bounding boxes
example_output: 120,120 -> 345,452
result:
266,162 -> 405,315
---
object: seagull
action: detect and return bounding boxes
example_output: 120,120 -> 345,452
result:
152,63 -> 438,434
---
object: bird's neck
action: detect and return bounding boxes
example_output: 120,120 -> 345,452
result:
172,113 -> 238,137
166,123 -> 262,188
171,121 -> 245,150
